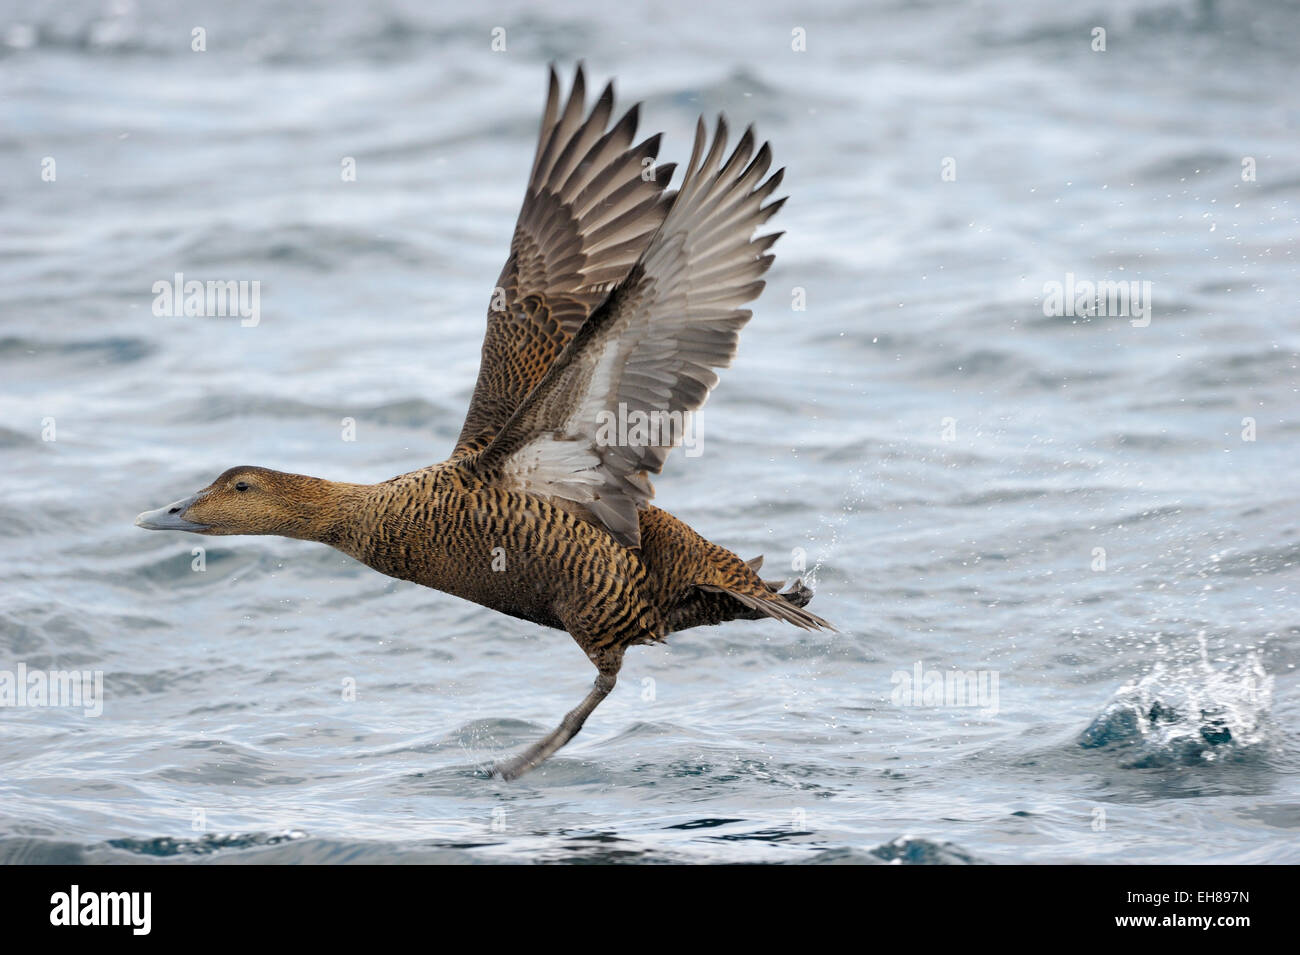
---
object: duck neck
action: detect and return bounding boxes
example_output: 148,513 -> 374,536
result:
281,477 -> 369,547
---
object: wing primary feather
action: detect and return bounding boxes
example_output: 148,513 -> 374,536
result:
451,65 -> 677,458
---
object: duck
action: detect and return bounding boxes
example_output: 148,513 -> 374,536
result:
135,64 -> 834,780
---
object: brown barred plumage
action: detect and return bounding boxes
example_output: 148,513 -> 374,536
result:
136,65 -> 833,781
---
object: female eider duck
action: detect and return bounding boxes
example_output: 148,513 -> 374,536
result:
136,65 -> 833,780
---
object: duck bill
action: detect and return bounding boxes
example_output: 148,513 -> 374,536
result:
135,494 -> 210,532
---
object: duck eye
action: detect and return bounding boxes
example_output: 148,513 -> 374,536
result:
235,481 -> 250,492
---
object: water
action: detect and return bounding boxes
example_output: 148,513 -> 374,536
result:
1,0 -> 1296,864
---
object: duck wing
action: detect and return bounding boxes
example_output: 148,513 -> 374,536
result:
464,118 -> 784,548
452,64 -> 677,456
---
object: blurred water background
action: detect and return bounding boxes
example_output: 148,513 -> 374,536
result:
0,0 -> 1296,863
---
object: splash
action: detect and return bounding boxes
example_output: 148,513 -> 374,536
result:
1080,635 -> 1272,767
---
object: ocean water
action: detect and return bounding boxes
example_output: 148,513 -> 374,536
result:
1,0 -> 1297,864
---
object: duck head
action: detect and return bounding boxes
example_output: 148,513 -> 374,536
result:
135,466 -> 357,541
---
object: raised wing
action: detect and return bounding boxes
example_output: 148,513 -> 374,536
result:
452,65 -> 677,456
465,118 -> 785,548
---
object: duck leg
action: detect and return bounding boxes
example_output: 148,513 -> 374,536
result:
491,659 -> 620,781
